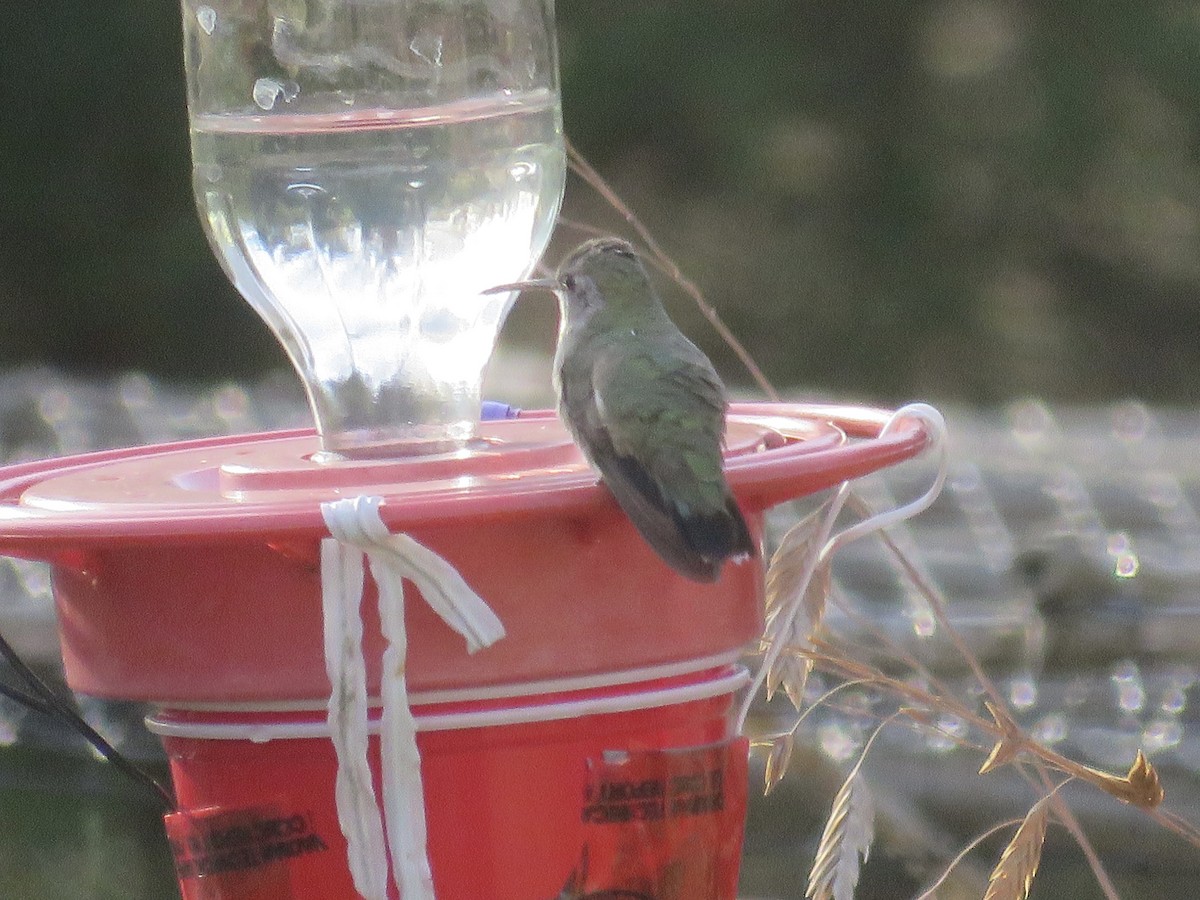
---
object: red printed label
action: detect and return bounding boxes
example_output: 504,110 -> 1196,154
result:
164,804 -> 330,899
559,738 -> 749,900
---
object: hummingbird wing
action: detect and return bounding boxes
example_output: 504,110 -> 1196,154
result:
581,339 -> 755,582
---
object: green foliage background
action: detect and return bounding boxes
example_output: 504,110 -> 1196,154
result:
3,1 -> 1200,402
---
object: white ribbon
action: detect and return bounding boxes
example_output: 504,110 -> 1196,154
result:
320,496 -> 505,900
738,402 -> 948,733
320,534 -> 389,900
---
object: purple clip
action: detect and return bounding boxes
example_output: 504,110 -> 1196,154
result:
481,401 -> 522,420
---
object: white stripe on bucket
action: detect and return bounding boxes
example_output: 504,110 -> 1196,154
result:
153,648 -> 745,712
146,666 -> 750,743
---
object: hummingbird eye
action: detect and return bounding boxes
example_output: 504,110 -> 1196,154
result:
562,274 -> 578,291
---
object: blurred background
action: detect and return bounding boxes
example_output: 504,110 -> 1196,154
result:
5,2 -> 1200,898
5,1 -> 1200,403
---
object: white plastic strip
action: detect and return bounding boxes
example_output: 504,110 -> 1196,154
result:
821,403 -> 948,555
368,548 -> 435,899
319,536 -> 389,900
414,666 -> 749,733
156,649 -> 743,712
321,495 -> 505,900
344,496 -> 505,654
145,667 -> 751,741
407,648 -> 742,706
737,403 -> 948,733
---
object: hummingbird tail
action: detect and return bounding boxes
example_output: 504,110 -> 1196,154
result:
590,449 -> 756,583
675,498 -> 757,573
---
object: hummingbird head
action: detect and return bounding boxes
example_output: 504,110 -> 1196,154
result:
482,238 -> 655,323
555,237 -> 654,321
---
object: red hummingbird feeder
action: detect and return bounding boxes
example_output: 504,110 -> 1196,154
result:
0,1 -> 938,897
0,404 -> 931,898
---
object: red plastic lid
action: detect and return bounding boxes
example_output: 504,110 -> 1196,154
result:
0,403 -> 928,547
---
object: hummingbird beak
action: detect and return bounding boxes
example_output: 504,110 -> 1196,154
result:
481,277 -> 561,296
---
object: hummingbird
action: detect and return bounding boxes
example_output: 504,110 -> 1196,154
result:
489,237 -> 755,582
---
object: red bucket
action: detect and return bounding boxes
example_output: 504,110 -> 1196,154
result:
151,665 -> 750,899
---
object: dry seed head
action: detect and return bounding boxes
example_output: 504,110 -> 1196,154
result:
983,796 -> 1051,900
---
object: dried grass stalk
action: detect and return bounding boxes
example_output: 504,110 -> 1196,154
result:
763,732 -> 794,797
806,769 -> 875,900
778,649 -> 813,711
764,503 -> 831,622
763,504 -> 833,705
983,796 -> 1051,900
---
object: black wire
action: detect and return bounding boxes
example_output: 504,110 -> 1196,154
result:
0,681 -> 56,716
0,627 -> 175,811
